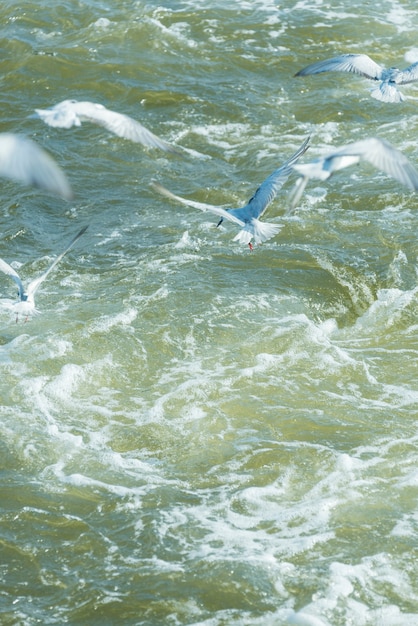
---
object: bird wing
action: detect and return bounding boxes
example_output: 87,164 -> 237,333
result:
326,138 -> 418,191
151,181 -> 245,227
293,153 -> 361,179
398,61 -> 418,85
295,53 -> 384,80
0,133 -> 73,200
73,101 -> 181,154
234,136 -> 310,220
0,257 -> 26,300
26,225 -> 88,299
34,100 -> 81,128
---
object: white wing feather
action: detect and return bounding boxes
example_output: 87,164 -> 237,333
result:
0,133 -> 72,199
290,137 -> 418,210
0,257 -> 26,300
35,100 -> 180,154
295,54 -> 384,80
150,181 -> 245,227
26,225 -> 88,299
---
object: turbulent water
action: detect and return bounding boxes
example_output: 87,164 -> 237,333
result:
1,1 -> 418,624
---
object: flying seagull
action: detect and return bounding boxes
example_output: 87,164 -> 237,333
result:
0,133 -> 72,199
151,137 -> 310,250
295,53 -> 418,103
0,225 -> 88,322
289,137 -> 418,210
33,99 -> 181,154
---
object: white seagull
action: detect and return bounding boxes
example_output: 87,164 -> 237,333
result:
295,53 -> 418,103
289,137 -> 418,210
0,133 -> 72,199
34,99 -> 181,154
0,225 -> 88,322
151,137 -> 310,250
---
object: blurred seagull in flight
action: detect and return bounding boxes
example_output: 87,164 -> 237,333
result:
0,133 -> 72,199
151,137 -> 310,250
34,99 -> 181,154
295,53 -> 418,103
0,225 -> 88,322
289,137 -> 418,210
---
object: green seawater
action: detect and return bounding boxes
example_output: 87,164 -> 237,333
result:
1,1 -> 418,624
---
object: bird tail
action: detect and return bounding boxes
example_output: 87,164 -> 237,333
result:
371,82 -> 404,103
233,219 -> 282,245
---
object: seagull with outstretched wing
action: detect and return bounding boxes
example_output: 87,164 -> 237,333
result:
34,99 -> 181,154
0,225 -> 88,322
295,53 -> 418,103
289,137 -> 418,210
152,137 -> 310,250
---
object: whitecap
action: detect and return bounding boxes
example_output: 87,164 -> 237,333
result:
92,17 -> 113,30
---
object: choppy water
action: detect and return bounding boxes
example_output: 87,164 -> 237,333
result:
1,1 -> 418,624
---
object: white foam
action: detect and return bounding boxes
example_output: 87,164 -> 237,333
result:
386,3 -> 416,32
405,48 -> 418,64
86,307 -> 138,334
147,15 -> 198,48
92,17 -> 112,30
353,287 -> 418,333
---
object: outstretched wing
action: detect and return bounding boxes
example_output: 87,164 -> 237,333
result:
235,136 -> 310,220
73,101 -> 181,154
151,181 -> 245,227
27,225 -> 88,299
0,133 -> 73,199
329,138 -> 418,191
0,257 -> 26,300
398,61 -> 418,85
295,53 -> 384,80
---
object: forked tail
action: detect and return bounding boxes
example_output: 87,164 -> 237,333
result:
371,82 -> 404,103
233,219 -> 282,246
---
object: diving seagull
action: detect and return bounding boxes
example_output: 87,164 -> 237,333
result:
295,53 -> 418,103
151,137 -> 310,250
0,225 -> 88,322
0,133 -> 72,199
33,99 -> 181,154
289,137 -> 418,210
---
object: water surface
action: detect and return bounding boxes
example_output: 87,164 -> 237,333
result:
1,1 -> 418,624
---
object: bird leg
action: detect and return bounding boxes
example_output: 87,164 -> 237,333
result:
15,312 -> 29,323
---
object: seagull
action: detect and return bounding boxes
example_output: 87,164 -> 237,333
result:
0,133 -> 72,199
33,99 -> 181,154
151,137 -> 310,250
288,137 -> 418,210
0,225 -> 88,322
295,53 -> 418,103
